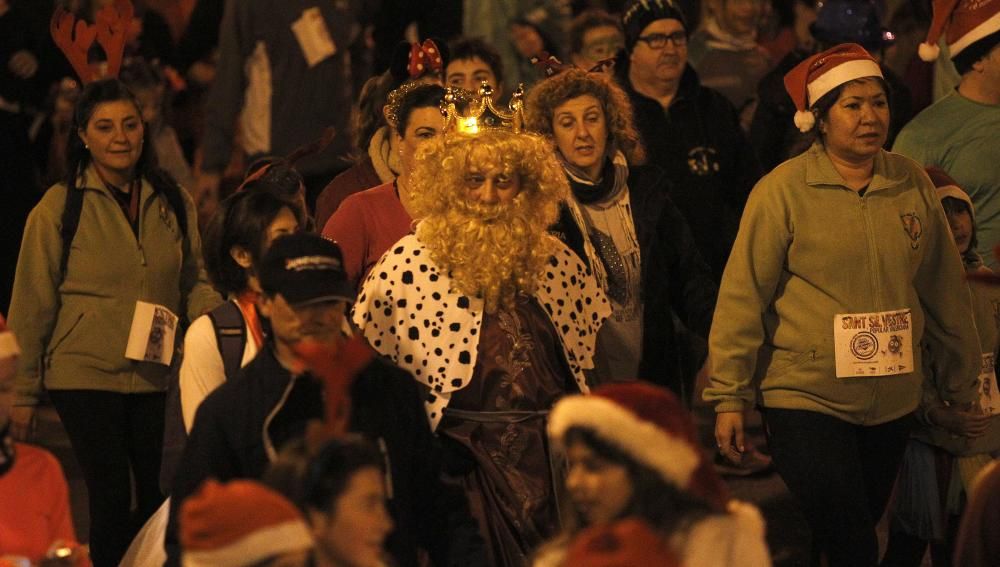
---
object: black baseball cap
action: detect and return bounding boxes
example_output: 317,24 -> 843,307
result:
258,233 -> 354,306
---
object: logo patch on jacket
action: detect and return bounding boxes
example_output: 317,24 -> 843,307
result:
900,213 -> 921,249
687,146 -> 720,176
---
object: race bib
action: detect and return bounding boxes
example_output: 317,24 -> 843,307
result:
978,352 -> 999,416
125,301 -> 178,366
291,7 -> 336,67
834,309 -> 914,378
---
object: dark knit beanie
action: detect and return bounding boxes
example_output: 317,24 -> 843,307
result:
622,0 -> 688,52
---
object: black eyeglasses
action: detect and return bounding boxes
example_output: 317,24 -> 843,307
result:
636,32 -> 687,49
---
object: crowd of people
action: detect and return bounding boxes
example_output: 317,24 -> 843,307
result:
2,1 -> 1000,566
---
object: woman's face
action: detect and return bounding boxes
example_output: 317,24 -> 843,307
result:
396,106 -> 445,177
78,99 -> 144,182
265,207 -> 301,250
310,467 -> 394,567
565,438 -> 634,526
552,94 -> 608,180
821,78 -> 889,163
946,206 -> 973,254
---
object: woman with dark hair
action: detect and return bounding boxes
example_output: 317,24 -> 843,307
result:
322,82 -> 448,291
535,382 -> 770,566
314,40 -> 447,228
266,435 -> 395,567
706,44 -> 981,566
180,189 -> 303,430
525,67 -> 716,394
7,77 -> 221,566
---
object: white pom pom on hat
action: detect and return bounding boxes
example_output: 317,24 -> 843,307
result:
920,0 -> 1000,62
783,43 -> 883,133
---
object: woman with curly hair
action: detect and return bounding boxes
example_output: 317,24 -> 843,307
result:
352,129 -> 611,567
525,68 -> 717,395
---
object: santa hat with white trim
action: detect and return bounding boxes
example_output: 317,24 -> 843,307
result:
181,479 -> 313,567
918,0 -> 1000,64
783,43 -> 884,133
0,315 -> 19,361
548,382 -> 730,512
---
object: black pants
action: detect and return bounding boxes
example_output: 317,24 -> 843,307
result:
764,408 -> 913,567
49,390 -> 166,567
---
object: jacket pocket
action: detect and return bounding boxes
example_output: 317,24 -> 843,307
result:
765,347 -> 816,377
46,311 -> 85,361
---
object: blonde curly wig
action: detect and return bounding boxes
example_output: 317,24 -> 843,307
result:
409,130 -> 569,313
524,67 -> 646,165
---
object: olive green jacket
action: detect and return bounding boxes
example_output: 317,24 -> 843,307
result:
704,143 -> 980,424
9,165 -> 222,405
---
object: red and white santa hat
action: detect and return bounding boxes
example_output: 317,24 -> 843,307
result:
0,315 -> 19,361
783,43 -> 883,133
926,166 -> 976,219
181,479 -> 313,567
919,0 -> 1000,62
548,381 -> 730,512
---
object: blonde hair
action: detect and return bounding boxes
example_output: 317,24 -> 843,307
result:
409,130 -> 569,312
524,68 -> 646,165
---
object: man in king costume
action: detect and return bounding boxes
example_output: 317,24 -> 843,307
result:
352,92 -> 611,566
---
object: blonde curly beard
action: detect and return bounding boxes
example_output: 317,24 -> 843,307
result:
409,131 -> 568,313
418,198 -> 556,313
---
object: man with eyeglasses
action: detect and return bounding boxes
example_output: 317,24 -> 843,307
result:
615,0 -> 770,477
616,0 -> 760,283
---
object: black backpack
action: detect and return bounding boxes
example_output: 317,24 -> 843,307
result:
159,301 -> 247,494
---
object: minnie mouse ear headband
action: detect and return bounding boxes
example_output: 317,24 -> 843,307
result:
783,43 -> 883,133
389,38 -> 449,85
51,0 -> 134,84
919,0 -> 1000,63
548,382 -> 730,512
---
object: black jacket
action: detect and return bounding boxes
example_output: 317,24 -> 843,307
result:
614,57 -> 761,281
165,344 -> 485,567
750,48 -> 915,173
552,164 -> 718,397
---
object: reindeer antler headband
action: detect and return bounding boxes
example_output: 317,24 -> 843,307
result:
51,0 -> 133,84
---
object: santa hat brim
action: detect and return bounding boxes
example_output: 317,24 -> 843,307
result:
548,395 -> 700,489
182,521 -> 313,567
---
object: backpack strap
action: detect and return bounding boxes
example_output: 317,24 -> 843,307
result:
59,185 -> 85,275
207,301 -> 248,382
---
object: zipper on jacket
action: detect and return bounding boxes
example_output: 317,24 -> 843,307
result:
859,193 -> 882,423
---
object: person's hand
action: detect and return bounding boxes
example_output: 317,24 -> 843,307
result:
929,406 -> 991,438
10,406 -> 35,441
194,171 -> 221,222
715,410 -> 745,465
8,50 -> 38,78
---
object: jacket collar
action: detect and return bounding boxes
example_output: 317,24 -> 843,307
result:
804,142 -> 907,193
76,163 -> 152,199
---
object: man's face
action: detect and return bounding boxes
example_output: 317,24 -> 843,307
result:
717,0 -> 763,37
576,25 -> 624,69
446,56 -> 501,101
629,18 -> 687,84
259,294 -> 347,346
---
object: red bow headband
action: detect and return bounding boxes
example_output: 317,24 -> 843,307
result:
408,39 -> 444,79
51,0 -> 134,84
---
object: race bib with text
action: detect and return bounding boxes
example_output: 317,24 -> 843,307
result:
834,309 -> 914,378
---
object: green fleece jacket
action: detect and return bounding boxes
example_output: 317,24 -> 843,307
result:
915,259 -> 1000,456
8,165 -> 222,405
704,143 -> 980,424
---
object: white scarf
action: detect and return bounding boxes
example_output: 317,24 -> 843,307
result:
367,126 -> 400,184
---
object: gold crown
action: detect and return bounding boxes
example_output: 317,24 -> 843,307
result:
440,81 -> 525,136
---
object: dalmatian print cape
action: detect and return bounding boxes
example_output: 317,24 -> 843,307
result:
352,233 -> 611,430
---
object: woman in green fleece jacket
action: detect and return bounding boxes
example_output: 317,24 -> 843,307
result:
704,44 -> 981,566
6,79 -> 221,566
